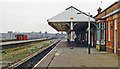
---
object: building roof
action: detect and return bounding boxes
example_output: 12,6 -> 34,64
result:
94,1 -> 120,18
15,34 -> 27,35
47,6 -> 95,22
47,6 -> 95,32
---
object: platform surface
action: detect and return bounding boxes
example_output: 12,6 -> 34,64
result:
0,38 -> 48,46
34,40 -> 118,68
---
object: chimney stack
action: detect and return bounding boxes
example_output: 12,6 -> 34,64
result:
97,7 -> 102,14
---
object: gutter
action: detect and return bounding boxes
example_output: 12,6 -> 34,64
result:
101,8 -> 120,18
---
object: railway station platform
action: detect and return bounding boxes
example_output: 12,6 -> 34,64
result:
0,38 -> 51,46
34,40 -> 118,69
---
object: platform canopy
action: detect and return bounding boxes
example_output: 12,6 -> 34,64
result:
47,6 -> 95,32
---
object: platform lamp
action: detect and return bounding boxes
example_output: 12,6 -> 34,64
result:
77,12 -> 91,54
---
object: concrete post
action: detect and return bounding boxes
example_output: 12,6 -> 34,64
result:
71,22 -> 73,41
70,22 -> 73,49
88,12 -> 91,54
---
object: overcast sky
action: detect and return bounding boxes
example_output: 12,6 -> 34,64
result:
0,0 -> 118,33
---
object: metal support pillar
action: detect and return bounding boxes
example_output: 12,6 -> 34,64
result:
70,22 -> 73,49
88,12 -> 91,54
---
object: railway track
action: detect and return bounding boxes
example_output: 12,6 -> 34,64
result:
6,39 -> 60,69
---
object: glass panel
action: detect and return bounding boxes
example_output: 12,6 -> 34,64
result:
114,19 -> 117,30
114,19 -> 117,53
101,30 -> 104,40
97,30 -> 100,40
101,23 -> 105,29
97,23 -> 99,29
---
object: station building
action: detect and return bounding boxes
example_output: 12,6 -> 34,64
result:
47,6 -> 96,49
15,34 -> 27,41
94,1 -> 120,55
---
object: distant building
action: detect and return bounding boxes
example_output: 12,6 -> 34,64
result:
0,31 -> 67,40
15,34 -> 27,41
8,31 -> 13,38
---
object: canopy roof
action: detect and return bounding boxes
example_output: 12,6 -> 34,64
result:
47,6 -> 95,32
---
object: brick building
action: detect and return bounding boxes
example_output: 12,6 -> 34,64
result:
15,34 -> 27,41
94,1 -> 120,55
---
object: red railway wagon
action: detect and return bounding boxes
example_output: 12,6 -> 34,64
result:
15,34 -> 27,41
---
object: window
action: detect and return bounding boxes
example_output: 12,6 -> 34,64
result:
97,30 -> 100,44
98,24 -> 99,28
97,23 -> 100,29
101,23 -> 104,29
114,19 -> 117,30
101,23 -> 105,40
97,22 -> 105,45
108,21 -> 110,41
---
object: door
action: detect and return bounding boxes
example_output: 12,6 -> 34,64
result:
114,19 -> 117,53
19,36 -> 22,40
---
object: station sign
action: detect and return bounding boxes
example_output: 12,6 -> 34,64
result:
70,17 -> 74,20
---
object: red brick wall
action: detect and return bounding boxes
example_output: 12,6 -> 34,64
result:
15,35 -> 27,40
106,47 -> 114,53
95,1 -> 120,55
117,13 -> 120,48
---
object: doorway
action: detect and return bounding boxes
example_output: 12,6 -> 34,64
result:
19,36 -> 22,40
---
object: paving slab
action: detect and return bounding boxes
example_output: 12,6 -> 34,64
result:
34,40 -> 119,68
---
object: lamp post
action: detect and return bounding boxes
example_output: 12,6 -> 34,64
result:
88,12 -> 91,54
77,12 -> 91,54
